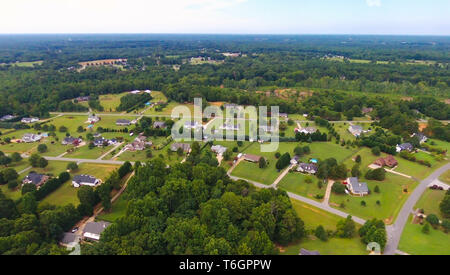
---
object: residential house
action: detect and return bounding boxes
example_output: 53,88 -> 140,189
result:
93,138 -> 111,147
153,121 -> 166,129
396,143 -> 414,153
211,145 -> 227,155
72,175 -> 101,188
144,90 -> 152,94
279,113 -> 289,119
221,123 -> 240,131
130,90 -> 141,94
373,155 -> 398,168
184,121 -> 201,130
116,119 -> 131,126
290,155 -> 301,165
125,135 -> 151,151
345,177 -> 369,197
22,133 -> 42,143
412,132 -> 428,144
348,125 -> 364,137
244,154 -> 263,163
361,107 -> 374,115
62,137 -> 82,146
297,163 -> 318,174
0,115 -> 16,121
83,221 -> 111,242
296,127 -> 317,135
75,96 -> 90,102
22,172 -> 49,188
260,125 -> 277,133
21,117 -> 39,124
171,143 -> 191,153
299,248 -> 320,256
88,115 -> 100,123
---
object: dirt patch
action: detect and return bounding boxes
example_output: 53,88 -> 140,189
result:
419,123 -> 428,132
329,202 -> 340,208
401,97 -> 414,102
444,99 -> 450,105
384,217 -> 394,225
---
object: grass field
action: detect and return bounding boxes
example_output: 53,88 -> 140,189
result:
280,199 -> 368,255
398,215 -> 450,255
415,189 -> 447,220
144,102 -> 196,116
97,196 -> 128,222
439,170 -> 450,184
98,92 -> 128,112
281,235 -> 368,255
395,156 -> 446,180
40,163 -> 120,207
329,174 -> 418,224
231,141 -> 357,185
278,172 -> 326,202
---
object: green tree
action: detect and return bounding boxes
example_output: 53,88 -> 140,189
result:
67,162 -> 78,172
10,152 -> 22,163
336,216 -> 356,238
37,144 -> 48,153
315,225 -> 328,242
259,157 -> 267,169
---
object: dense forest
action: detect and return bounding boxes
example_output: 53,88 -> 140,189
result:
82,144 -> 305,255
0,35 -> 448,119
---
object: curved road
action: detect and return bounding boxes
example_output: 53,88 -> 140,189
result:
384,163 -> 450,255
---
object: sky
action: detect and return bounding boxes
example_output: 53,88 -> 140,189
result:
0,0 -> 449,35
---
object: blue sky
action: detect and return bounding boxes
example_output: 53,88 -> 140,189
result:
0,0 -> 449,34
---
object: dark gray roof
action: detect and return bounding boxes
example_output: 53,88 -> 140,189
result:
116,119 -> 131,124
298,163 -> 318,173
23,172 -> 46,185
171,143 -> 191,152
84,221 -> 111,235
60,233 -> 79,244
153,121 -> 166,128
348,177 -> 369,194
73,175 -> 98,184
300,248 -> 320,255
399,143 -> 414,151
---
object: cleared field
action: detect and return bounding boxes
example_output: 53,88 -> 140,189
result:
278,172 -> 326,202
329,174 -> 418,224
144,102 -> 196,116
99,92 -> 129,112
398,215 -> 450,255
395,156 -> 446,180
415,189 -> 447,220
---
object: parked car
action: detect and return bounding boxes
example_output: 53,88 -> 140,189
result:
71,227 -> 79,233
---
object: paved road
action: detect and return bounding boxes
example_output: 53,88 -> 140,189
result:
384,163 -> 450,255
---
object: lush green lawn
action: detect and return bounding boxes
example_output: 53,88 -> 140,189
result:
398,216 -> 450,255
281,235 -> 368,255
40,163 -> 120,207
0,160 -> 30,174
144,102 -> 195,116
281,198 -> 368,255
278,172 -> 326,202
65,145 -> 109,159
415,189 -> 447,220
99,92 -> 128,112
439,169 -> 450,184
232,160 -> 280,185
290,199 -> 342,231
426,139 -> 450,156
329,174 -> 418,224
94,115 -> 136,131
97,196 -> 128,222
395,156 -> 445,180
300,142 -> 359,163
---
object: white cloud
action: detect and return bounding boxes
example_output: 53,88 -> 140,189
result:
366,0 -> 381,7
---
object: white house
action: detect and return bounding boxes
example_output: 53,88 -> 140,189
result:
83,221 -> 111,242
21,117 -> 39,124
88,115 -> 100,123
22,133 -> 42,143
72,175 -> 101,188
